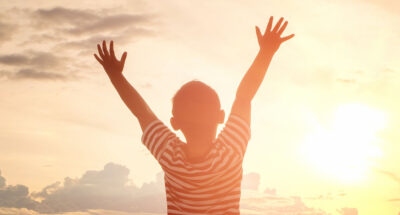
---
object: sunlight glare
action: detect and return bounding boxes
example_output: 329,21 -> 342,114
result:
302,104 -> 386,182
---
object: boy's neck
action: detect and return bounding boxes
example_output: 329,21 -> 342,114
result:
184,137 -> 214,163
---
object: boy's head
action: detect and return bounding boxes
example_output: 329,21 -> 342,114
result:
170,80 -> 225,135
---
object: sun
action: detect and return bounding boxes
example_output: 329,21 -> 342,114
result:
302,104 -> 386,182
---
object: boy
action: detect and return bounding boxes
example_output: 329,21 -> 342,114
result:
94,16 -> 294,214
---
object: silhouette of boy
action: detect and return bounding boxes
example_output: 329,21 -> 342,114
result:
95,16 -> 294,215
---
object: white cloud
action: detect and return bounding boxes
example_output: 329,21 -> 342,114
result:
0,164 -> 331,215
32,163 -> 166,214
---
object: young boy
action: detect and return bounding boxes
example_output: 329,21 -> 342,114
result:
94,16 -> 294,214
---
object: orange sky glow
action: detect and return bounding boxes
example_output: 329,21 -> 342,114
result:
0,0 -> 399,214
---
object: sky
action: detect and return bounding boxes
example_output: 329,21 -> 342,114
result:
0,0 -> 399,214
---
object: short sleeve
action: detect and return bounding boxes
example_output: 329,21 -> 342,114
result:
217,114 -> 251,159
141,119 -> 178,161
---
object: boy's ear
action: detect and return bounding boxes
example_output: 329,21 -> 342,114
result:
170,117 -> 179,131
217,109 -> 225,124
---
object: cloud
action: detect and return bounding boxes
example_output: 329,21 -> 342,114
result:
240,194 -> 328,215
242,172 -> 261,191
33,7 -> 99,27
0,21 -> 17,44
30,7 -> 155,46
0,207 -> 163,215
1,69 -> 67,81
67,14 -> 151,35
0,207 -> 39,215
0,6 -> 157,82
0,171 -> 38,210
0,164 -> 329,215
0,52 -> 69,80
0,170 -> 5,188
0,54 -> 29,65
377,169 -> 400,184
31,163 -> 165,214
388,198 -> 400,202
264,188 -> 277,196
0,163 -> 165,214
33,7 -> 153,36
59,25 -> 154,53
305,191 -> 347,201
337,207 -> 358,215
0,52 -> 64,68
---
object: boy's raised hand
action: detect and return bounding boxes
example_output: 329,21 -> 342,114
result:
94,40 -> 127,76
255,16 -> 294,54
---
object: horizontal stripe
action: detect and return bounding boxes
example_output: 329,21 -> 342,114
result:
163,157 -> 242,188
141,115 -> 251,214
160,144 -> 240,177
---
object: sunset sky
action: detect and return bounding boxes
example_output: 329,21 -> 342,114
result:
0,0 -> 399,214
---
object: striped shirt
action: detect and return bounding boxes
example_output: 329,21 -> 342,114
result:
141,114 -> 251,215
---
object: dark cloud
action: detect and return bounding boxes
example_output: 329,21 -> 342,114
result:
33,7 -> 153,37
0,69 -> 67,81
59,25 -> 154,53
0,6 -> 157,83
0,170 -> 38,210
0,21 -> 17,44
0,54 -> 29,65
12,69 -> 67,80
34,7 -> 99,27
29,52 -> 64,69
337,207 -> 358,215
242,172 -> 261,191
31,7 -> 155,44
0,70 -> 11,79
0,171 -> 5,188
67,14 -> 150,35
0,52 -> 68,81
0,52 -> 63,68
0,185 -> 38,209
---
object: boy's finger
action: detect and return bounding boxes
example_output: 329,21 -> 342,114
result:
102,40 -> 109,57
94,54 -> 104,65
110,40 -> 116,60
255,26 -> 262,45
281,34 -> 295,42
265,16 -> 273,34
97,44 -> 104,58
277,21 -> 288,35
120,52 -> 127,66
273,17 -> 284,33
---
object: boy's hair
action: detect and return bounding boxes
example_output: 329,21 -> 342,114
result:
172,80 -> 221,118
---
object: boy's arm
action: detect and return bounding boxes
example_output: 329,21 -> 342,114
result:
231,16 -> 294,124
94,40 -> 157,131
